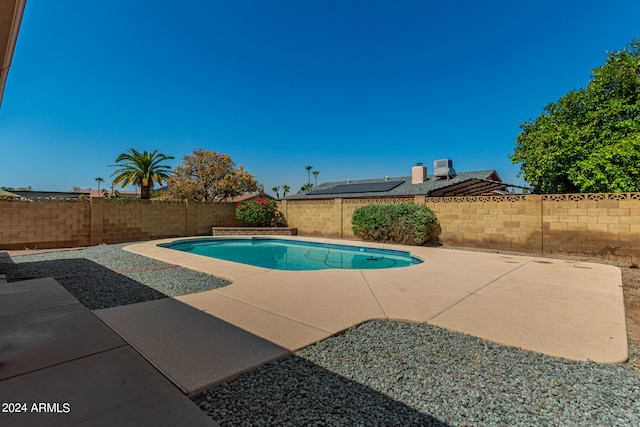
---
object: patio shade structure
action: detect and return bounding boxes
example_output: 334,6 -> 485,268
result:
427,178 -> 510,197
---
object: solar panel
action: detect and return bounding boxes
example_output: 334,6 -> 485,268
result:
306,180 -> 404,195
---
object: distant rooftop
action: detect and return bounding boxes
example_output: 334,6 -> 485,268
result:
286,169 -> 522,200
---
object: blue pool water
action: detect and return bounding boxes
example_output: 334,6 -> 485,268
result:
159,238 -> 422,271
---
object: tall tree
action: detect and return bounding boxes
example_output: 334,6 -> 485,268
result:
282,184 -> 290,198
312,170 -> 319,186
110,149 -> 174,199
271,185 -> 280,199
511,39 -> 640,193
165,149 -> 261,202
95,177 -> 104,194
305,165 -> 313,183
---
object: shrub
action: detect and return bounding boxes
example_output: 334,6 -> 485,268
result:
236,198 -> 279,226
351,203 -> 438,245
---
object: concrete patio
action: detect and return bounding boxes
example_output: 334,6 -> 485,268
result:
105,237 -> 627,396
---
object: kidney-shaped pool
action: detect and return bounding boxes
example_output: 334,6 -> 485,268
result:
158,238 -> 422,271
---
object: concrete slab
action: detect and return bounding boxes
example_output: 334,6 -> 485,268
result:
0,277 -> 80,316
0,303 -> 126,380
95,298 -> 291,396
123,237 -> 628,366
430,259 -> 628,362
216,269 -> 387,333
360,250 -> 534,321
177,291 -> 331,351
0,346 -> 216,427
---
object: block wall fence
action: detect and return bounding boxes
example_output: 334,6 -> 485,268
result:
1,194 -> 639,262
278,193 -> 640,262
0,198 -> 243,249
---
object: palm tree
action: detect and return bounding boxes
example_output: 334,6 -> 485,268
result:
95,177 -> 104,194
271,185 -> 280,199
312,170 -> 319,186
305,165 -> 313,183
282,184 -> 290,198
110,148 -> 174,199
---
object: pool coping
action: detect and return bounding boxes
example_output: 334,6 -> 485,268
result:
95,236 -> 628,396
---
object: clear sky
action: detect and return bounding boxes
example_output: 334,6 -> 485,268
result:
1,0 -> 638,196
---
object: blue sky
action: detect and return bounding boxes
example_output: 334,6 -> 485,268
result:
1,0 -> 638,195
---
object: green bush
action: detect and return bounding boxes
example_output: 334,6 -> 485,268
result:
351,203 -> 438,245
236,198 -> 278,226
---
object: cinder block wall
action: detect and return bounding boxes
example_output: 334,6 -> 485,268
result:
3,194 -> 638,261
426,195 -> 542,253
190,202 -> 244,235
98,199 -> 187,244
279,193 -> 640,262
0,200 -> 91,249
540,194 -> 640,260
0,198 -> 241,249
279,199 -> 342,237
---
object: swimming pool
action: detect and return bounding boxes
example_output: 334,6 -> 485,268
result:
159,238 -> 422,271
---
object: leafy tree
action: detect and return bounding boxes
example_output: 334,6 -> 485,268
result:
110,149 -> 174,199
282,184 -> 290,198
165,149 -> 261,202
511,39 -> 640,193
312,170 -> 319,185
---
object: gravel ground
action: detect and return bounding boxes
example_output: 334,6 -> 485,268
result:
2,243 -> 639,425
195,321 -> 640,426
0,242 -> 231,309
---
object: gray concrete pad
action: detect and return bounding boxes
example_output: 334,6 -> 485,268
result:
0,277 -> 80,316
0,278 -> 217,426
0,346 -> 216,427
0,303 -> 126,380
95,298 -> 291,396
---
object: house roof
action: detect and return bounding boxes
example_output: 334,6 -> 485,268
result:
8,190 -> 90,199
0,0 -> 26,107
286,170 -> 513,200
73,188 -> 140,198
226,193 -> 275,203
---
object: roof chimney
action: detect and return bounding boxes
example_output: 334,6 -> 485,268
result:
412,162 -> 427,184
